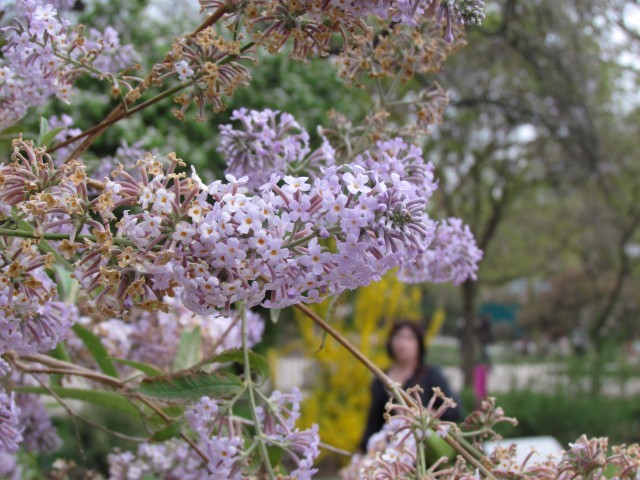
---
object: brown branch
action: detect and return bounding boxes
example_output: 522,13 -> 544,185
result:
194,5 -> 227,35
34,377 -> 148,443
14,352 -> 210,466
589,214 -> 640,341
48,6 -> 229,160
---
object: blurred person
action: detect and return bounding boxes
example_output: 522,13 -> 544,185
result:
358,320 -> 463,452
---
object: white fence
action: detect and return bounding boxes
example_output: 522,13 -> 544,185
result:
274,357 -> 640,397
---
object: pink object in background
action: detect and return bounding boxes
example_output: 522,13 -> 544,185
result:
473,364 -> 488,404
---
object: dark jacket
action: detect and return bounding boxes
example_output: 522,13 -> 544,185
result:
359,364 -> 463,452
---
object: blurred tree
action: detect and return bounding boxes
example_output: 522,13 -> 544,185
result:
422,0 -> 640,389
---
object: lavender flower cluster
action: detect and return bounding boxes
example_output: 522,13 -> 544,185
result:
398,217 -> 483,285
0,387 -> 22,454
0,241 -> 76,356
342,387 -> 456,480
1,115 -> 481,321
0,0 -> 136,128
71,301 -> 264,371
218,108 -> 334,191
89,149 -> 434,314
108,388 -> 319,479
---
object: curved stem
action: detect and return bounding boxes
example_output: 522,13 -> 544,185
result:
445,433 -> 496,479
241,302 -> 276,479
51,35 -> 254,160
194,5 -> 227,34
12,352 -> 211,466
0,228 -> 137,247
188,314 -> 241,372
294,303 -> 496,477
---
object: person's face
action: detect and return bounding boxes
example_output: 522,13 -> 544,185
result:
391,326 -> 420,364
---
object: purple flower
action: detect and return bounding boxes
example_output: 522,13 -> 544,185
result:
398,217 -> 483,285
218,109 -> 310,191
0,1 -> 138,128
0,388 -> 22,454
15,393 -> 61,453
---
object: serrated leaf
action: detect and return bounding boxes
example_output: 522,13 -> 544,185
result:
203,349 -> 270,380
72,324 -> 119,378
108,358 -> 163,377
41,127 -> 64,147
136,371 -> 245,401
172,327 -> 201,372
270,308 -> 281,324
16,386 -> 138,416
150,421 -> 183,442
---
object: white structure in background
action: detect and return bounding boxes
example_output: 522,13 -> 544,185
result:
274,356 -> 316,393
484,436 -> 564,464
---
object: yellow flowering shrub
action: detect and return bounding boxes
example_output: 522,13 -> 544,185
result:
293,273 -> 426,460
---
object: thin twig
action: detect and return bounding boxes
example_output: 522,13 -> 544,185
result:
445,434 -> 497,480
188,313 -> 242,372
13,355 -> 123,388
48,6 -> 229,159
134,395 -> 211,466
241,302 -> 276,479
30,373 -> 87,461
15,353 -> 211,467
34,378 -> 148,443
194,5 -> 227,34
293,303 -> 495,476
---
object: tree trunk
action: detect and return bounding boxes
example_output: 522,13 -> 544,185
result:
461,280 -> 477,390
589,337 -> 605,396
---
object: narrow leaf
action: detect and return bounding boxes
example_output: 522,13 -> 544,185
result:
72,324 -> 119,378
41,127 -> 64,147
203,349 -> 270,380
150,421 -> 183,442
108,358 -> 163,377
49,342 -> 71,387
267,445 -> 286,466
136,371 -> 244,401
15,386 -> 138,416
172,327 -> 201,372
0,124 -> 26,135
37,117 -> 48,145
269,308 -> 281,324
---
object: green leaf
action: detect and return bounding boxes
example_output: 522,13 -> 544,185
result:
72,324 -> 119,378
136,371 -> 245,401
49,341 -> 71,362
172,327 -> 202,372
267,445 -> 286,467
35,116 -> 64,147
269,308 -> 281,324
37,117 -> 49,146
203,348 -> 270,380
54,265 -> 76,301
0,124 -> 27,136
108,358 -> 163,378
49,342 -> 72,387
150,421 -> 183,442
15,386 -> 138,416
41,127 -> 64,147
424,432 -> 457,465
